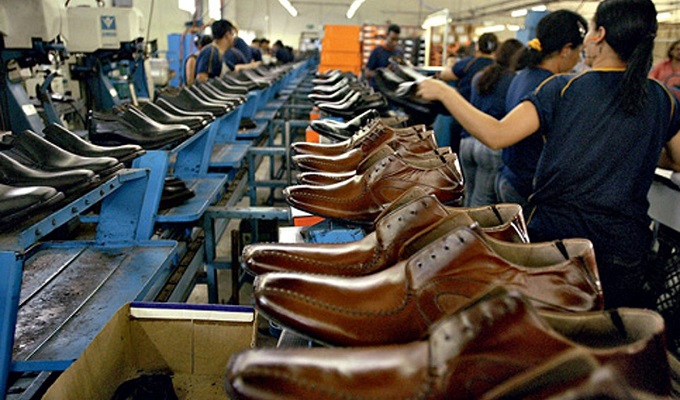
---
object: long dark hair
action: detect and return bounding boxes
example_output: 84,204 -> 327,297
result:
596,0 -> 657,114
515,10 -> 588,70
476,39 -> 525,95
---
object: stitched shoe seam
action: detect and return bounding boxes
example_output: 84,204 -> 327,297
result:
254,250 -> 382,271
264,287 -> 410,316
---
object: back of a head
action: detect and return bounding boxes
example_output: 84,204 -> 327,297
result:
595,0 -> 657,114
478,33 -> 499,55
387,24 -> 401,35
198,34 -> 213,48
517,10 -> 587,69
211,19 -> 234,40
476,39 -> 525,95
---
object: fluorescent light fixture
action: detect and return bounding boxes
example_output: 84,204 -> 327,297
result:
658,12 -> 672,21
511,9 -> 528,17
178,0 -> 195,15
531,5 -> 547,11
507,24 -> 521,31
475,24 -> 506,34
346,0 -> 366,19
422,9 -> 450,29
278,0 -> 298,17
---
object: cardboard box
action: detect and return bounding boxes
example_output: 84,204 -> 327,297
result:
43,302 -> 257,400
321,37 -> 361,53
321,51 -> 362,67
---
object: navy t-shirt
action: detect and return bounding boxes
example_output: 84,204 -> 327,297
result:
461,70 -> 515,138
500,67 -> 554,197
366,45 -> 402,86
224,48 -> 246,71
452,57 -> 495,101
233,37 -> 253,63
195,44 -> 223,79
251,47 -> 262,62
274,47 -> 292,63
527,70 -> 680,258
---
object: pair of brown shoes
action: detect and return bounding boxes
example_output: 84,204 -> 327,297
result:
227,287 -> 671,399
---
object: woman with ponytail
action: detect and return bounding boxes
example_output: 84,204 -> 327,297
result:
417,0 -> 680,309
460,39 -> 524,206
498,10 -> 588,212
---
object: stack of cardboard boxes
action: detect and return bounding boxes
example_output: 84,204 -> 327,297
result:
319,25 -> 362,76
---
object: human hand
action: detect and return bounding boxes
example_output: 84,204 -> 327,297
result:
416,78 -> 448,101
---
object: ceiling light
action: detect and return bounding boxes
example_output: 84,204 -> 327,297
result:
507,24 -> 521,31
531,5 -> 547,11
346,0 -> 365,19
278,0 -> 298,17
475,24 -> 506,34
511,9 -> 527,17
658,12 -> 672,21
422,9 -> 450,29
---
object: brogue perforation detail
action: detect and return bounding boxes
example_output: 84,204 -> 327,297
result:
265,287 -> 411,317
291,191 -> 371,203
253,250 -> 382,272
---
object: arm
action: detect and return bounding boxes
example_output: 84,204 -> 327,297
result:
439,58 -> 459,82
659,132 -> 680,171
417,78 -> 539,149
185,57 -> 197,85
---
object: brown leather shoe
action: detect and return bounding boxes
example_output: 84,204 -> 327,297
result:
243,192 -> 528,276
296,146 -> 452,184
227,288 -> 668,400
292,130 -> 439,173
253,215 -> 603,346
284,152 -> 464,222
292,121 -> 427,157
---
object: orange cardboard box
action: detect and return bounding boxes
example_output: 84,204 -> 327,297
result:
321,37 -> 360,53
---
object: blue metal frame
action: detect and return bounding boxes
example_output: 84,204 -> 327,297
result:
0,169 -> 181,397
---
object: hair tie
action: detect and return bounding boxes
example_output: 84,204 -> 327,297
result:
528,38 -> 542,52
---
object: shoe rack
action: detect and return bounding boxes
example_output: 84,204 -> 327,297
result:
0,60 -> 317,396
360,24 -> 424,68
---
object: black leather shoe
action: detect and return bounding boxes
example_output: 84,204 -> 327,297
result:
138,102 -> 207,132
197,82 -> 247,104
317,92 -> 388,119
0,183 -> 64,225
0,152 -> 100,195
222,74 -> 264,90
153,98 -> 215,122
4,130 -> 123,178
238,70 -> 273,86
158,88 -> 229,116
186,85 -> 238,109
309,109 -> 380,141
208,79 -> 249,95
89,112 -> 190,150
374,68 -> 449,125
121,107 -> 193,137
43,124 -> 146,163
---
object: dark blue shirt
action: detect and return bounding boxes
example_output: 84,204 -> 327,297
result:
233,37 -> 253,63
251,46 -> 262,62
195,44 -> 223,79
224,48 -> 246,71
461,70 -> 515,138
500,67 -> 554,197
274,47 -> 292,63
452,57 -> 494,101
366,45 -> 402,86
527,70 -> 680,258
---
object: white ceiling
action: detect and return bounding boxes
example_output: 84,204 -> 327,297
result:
287,0 -> 680,27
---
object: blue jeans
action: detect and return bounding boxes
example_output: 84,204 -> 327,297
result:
432,115 -> 462,154
495,173 -> 530,213
460,137 -> 502,207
